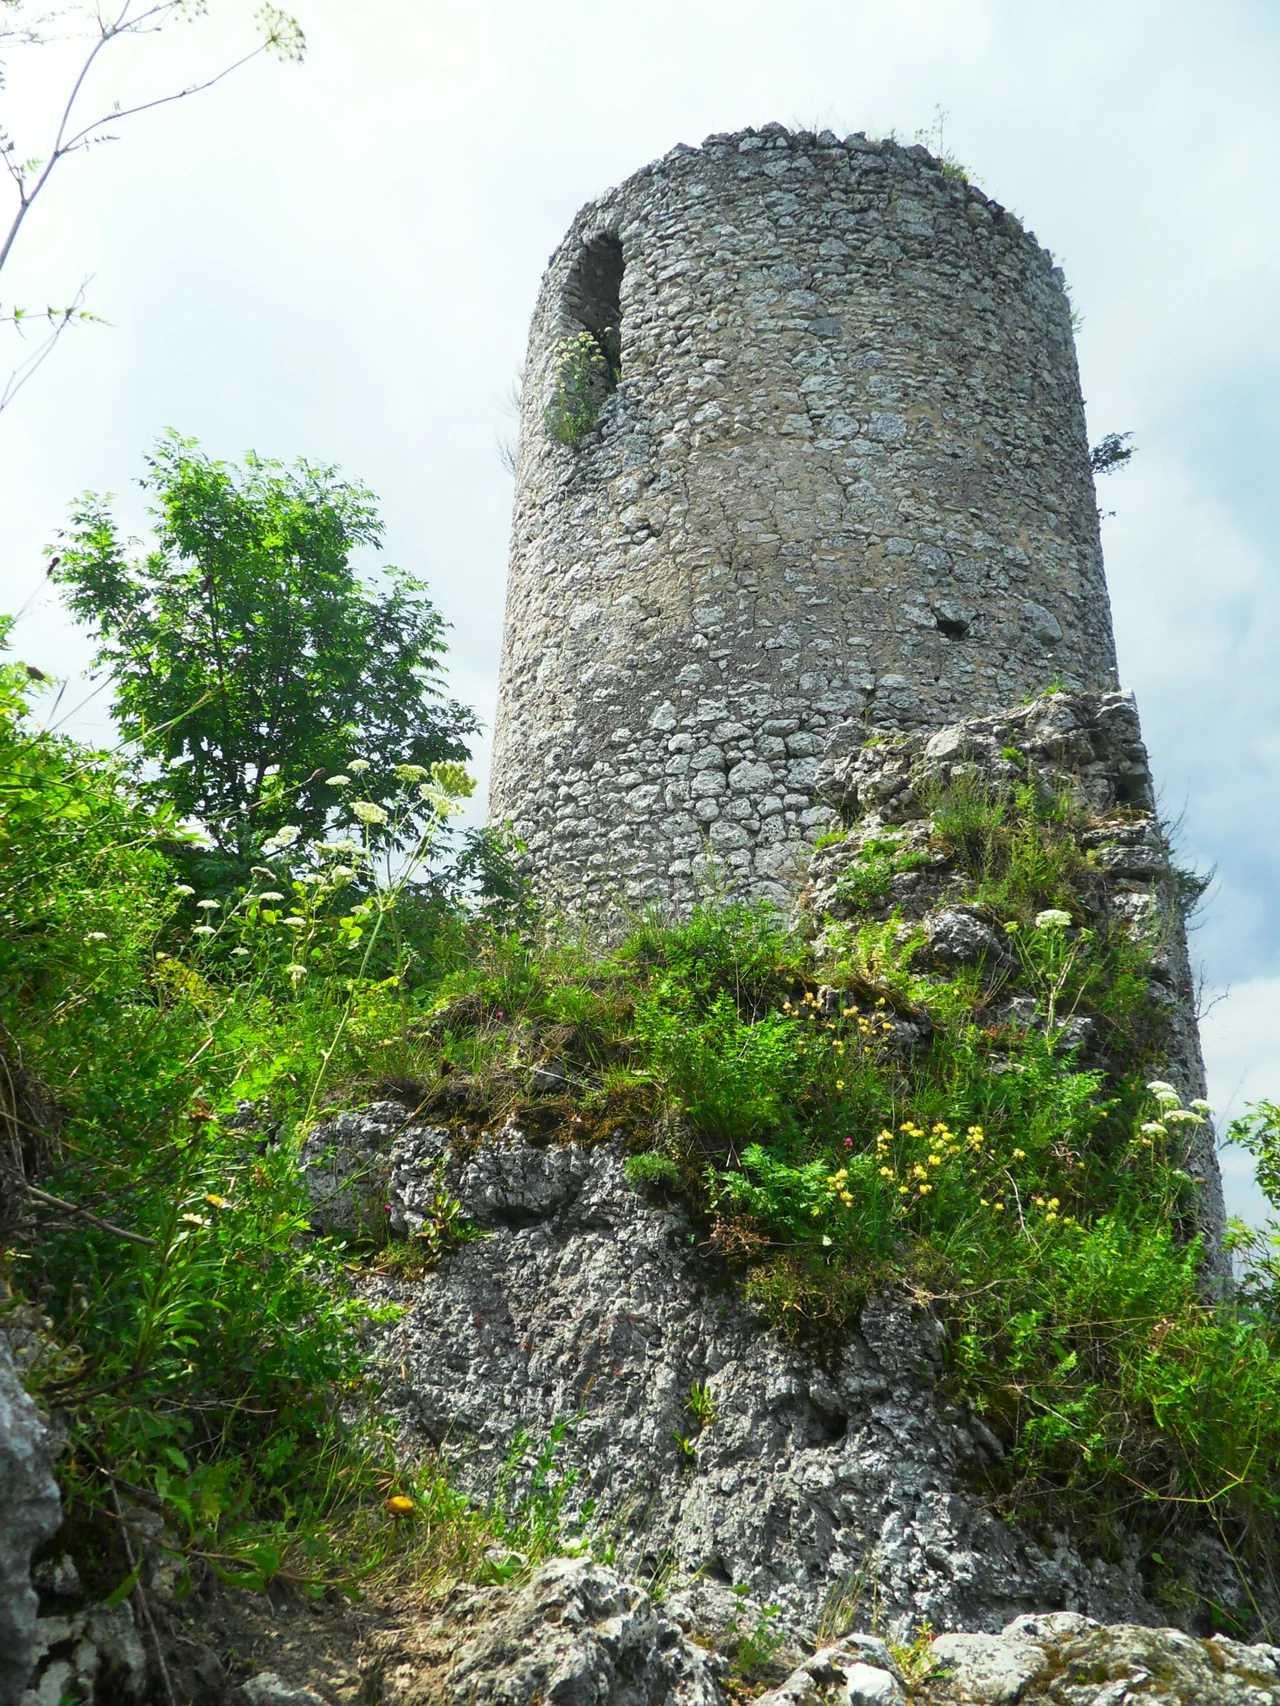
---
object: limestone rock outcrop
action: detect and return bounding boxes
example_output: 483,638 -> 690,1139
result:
290,686 -> 1246,1676
18,1601 -> 148,1706
443,1557 -> 722,1706
765,1615 -> 1280,1706
307,1116 -> 1181,1639
1,1326 -> 62,1706
367,1559 -> 1280,1705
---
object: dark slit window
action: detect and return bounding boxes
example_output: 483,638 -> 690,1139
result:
563,231 -> 623,387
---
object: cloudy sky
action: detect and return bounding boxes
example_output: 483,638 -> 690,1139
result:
2,0 -> 1276,1219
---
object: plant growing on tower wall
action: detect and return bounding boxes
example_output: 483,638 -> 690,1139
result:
544,328 -> 618,448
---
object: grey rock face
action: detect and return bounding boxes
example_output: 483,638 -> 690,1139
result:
19,1602 -> 147,1706
491,126 -> 1118,917
922,908 -> 1007,970
243,1674 -> 328,1706
1,1327 -> 61,1706
755,1636 -> 908,1706
445,1556 -> 722,1706
806,689 -> 1225,1260
351,1121 -> 1167,1639
926,1633 -> 1049,1703
812,689 -> 1154,826
298,1101 -> 416,1238
756,1616 -> 1280,1706
412,1561 -> 1279,1706
1000,1611 -> 1099,1641
917,1619 -> 1280,1704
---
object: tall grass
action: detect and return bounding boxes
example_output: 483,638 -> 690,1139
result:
5,656 -> 1280,1631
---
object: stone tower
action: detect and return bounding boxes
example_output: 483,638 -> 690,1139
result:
490,125 -> 1119,913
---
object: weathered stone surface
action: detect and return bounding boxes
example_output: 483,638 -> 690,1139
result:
19,1603 -> 148,1706
415,1577 -> 1280,1706
30,1556 -> 78,1603
350,1120 -> 1179,1639
755,1637 -> 907,1706
298,1101 -> 407,1237
753,1616 -> 1280,1706
1,1327 -> 61,1706
1000,1611 -> 1098,1641
811,689 -> 1153,826
915,1621 -> 1280,1703
490,127 -> 1118,917
926,1633 -> 1048,1703
442,1557 -> 722,1706
243,1673 -> 328,1706
922,908 -> 1007,970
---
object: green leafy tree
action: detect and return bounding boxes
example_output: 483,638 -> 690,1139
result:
52,433 -> 477,874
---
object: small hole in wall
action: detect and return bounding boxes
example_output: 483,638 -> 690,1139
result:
935,612 -> 971,640
809,1405 -> 849,1446
563,230 -> 623,388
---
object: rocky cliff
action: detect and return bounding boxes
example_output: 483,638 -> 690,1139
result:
311,1113 -> 1167,1638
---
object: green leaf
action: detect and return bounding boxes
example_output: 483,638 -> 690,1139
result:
103,1565 -> 141,1609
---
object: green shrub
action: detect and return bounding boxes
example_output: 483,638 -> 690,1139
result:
624,1151 -> 681,1191
0,656 -> 484,1590
51,435 -> 476,879
633,984 -> 800,1142
833,830 -> 929,909
923,772 -> 1091,921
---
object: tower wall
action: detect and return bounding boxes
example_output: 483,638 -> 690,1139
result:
490,125 -> 1118,912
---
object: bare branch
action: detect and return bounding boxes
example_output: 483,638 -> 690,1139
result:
56,42 -> 266,160
0,276 -> 91,411
0,0 -> 305,406
15,1178 -> 157,1245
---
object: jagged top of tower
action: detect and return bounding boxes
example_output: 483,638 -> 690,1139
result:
551,121 -> 1060,288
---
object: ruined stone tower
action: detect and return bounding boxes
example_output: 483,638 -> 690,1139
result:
490,125 -> 1120,912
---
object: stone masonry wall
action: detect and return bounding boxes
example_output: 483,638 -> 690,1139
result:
490,124 -> 1119,917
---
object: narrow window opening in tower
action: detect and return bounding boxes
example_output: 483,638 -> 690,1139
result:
563,232 -> 623,391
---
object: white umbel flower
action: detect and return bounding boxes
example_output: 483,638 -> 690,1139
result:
1034,908 -> 1072,929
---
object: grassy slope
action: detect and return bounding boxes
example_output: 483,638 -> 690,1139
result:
4,674 -> 1280,1636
